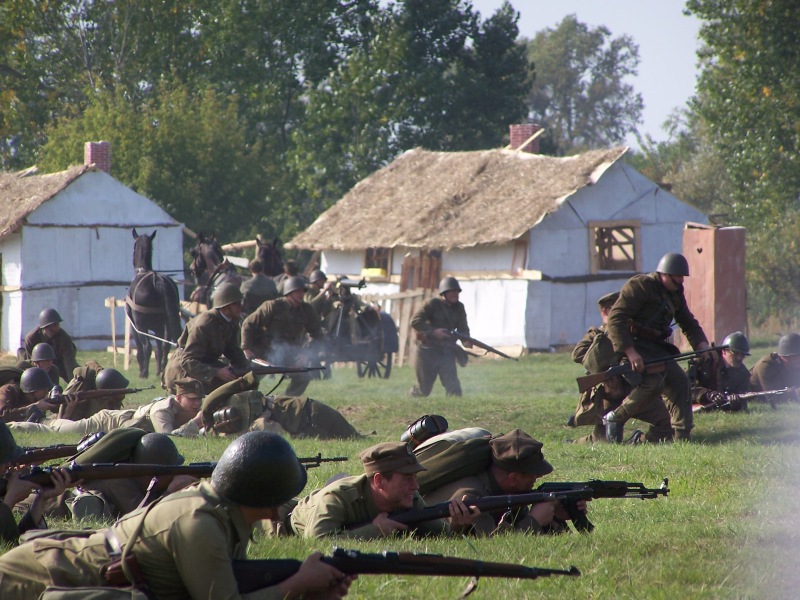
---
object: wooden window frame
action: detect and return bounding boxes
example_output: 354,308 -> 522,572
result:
364,247 -> 392,276
589,220 -> 641,274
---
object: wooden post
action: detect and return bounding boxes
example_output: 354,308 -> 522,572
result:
124,306 -> 131,371
106,297 -> 118,368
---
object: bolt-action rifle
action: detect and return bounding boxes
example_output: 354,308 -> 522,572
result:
48,385 -> 155,405
231,548 -> 580,595
448,330 -> 519,361
576,347 -> 725,393
536,478 -> 670,532
692,388 -> 791,412
5,432 -> 106,471
18,454 -> 349,487
233,364 -> 326,378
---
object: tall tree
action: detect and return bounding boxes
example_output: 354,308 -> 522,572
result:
524,15 -> 643,154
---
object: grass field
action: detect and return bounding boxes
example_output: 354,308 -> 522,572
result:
6,348 -> 800,599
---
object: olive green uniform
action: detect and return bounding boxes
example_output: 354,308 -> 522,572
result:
269,396 -> 360,439
692,356 -> 751,406
409,297 -> 470,397
0,481 -> 284,600
422,470 -> 543,535
20,328 -> 78,385
607,272 -> 708,441
58,364 -> 124,420
290,474 -> 448,539
241,297 -> 324,396
0,384 -> 39,423
750,353 -> 800,393
9,397 -> 199,437
304,288 -> 335,322
164,308 -> 250,395
240,273 -> 279,314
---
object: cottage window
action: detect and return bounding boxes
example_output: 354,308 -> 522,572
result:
364,247 -> 391,276
590,221 -> 640,273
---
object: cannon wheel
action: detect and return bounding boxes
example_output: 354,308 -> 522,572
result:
357,352 -> 393,379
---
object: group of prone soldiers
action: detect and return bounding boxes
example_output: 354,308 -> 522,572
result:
569,257 -> 800,444
0,414 -> 588,599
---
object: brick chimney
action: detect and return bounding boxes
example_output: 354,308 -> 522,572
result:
84,141 -> 111,173
509,124 -> 541,154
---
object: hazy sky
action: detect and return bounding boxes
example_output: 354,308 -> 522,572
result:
470,0 -> 702,145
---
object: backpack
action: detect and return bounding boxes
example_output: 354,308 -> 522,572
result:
414,428 -> 493,495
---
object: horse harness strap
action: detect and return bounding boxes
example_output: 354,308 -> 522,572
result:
126,272 -> 166,315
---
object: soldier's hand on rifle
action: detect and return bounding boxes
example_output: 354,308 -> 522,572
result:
373,512 -> 409,536
447,496 -> 481,530
461,339 -> 473,349
215,365 -> 238,383
706,391 -> 727,407
624,347 -> 645,372
555,498 -> 590,522
530,500 -> 557,527
432,328 -> 450,341
58,394 -> 81,419
34,396 -> 60,416
277,551 -> 355,600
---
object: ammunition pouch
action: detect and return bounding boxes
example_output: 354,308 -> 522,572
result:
628,319 -> 671,342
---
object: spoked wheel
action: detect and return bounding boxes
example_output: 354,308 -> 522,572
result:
356,353 -> 393,379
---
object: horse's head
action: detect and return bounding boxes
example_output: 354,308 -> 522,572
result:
132,228 -> 157,271
190,232 -> 225,284
256,236 -> 283,277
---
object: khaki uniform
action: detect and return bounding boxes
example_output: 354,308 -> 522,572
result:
409,297 -> 470,397
241,298 -> 324,396
750,353 -> 800,392
0,481 -> 284,600
0,384 -> 38,423
20,328 -> 78,385
240,273 -> 279,314
269,396 -> 360,439
163,308 -> 250,394
9,397 -> 199,437
607,272 -> 708,441
422,470 -> 542,535
304,288 -> 335,322
290,474 -> 448,539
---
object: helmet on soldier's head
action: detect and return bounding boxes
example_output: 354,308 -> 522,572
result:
38,308 -> 63,328
0,421 -> 24,464
96,368 -> 130,390
20,367 -> 53,393
212,431 -> 307,507
722,332 -> 750,356
438,276 -> 461,295
309,270 -> 326,284
778,333 -> 800,357
31,343 -> 56,362
212,283 -> 244,308
133,433 -> 184,466
283,276 -> 306,296
656,253 -> 690,276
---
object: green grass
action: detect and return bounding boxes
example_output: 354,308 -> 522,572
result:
5,350 -> 800,599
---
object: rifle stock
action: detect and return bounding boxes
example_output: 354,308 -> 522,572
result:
576,346 -> 726,393
232,548 -> 580,594
51,386 -> 155,405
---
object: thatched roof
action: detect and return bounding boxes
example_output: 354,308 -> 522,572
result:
287,146 -> 628,251
0,165 -> 91,240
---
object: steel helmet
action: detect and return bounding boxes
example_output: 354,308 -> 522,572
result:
96,368 -> 130,390
31,343 -> 56,362
722,332 -> 750,356
656,253 -> 690,276
133,433 -> 185,466
212,431 -> 307,507
438,276 -> 462,295
212,283 -> 244,308
38,308 -> 63,328
283,276 -> 306,296
309,269 -> 326,284
778,333 -> 800,357
20,367 -> 53,393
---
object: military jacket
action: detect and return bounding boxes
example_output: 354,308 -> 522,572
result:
241,297 -> 323,357
607,272 -> 708,355
0,384 -> 35,423
411,297 -> 470,344
169,308 -> 249,386
240,273 -> 279,314
572,326 -> 602,364
304,288 -> 335,321
268,395 -> 359,440
750,353 -> 800,392
21,328 -> 78,383
422,470 -> 541,535
692,359 -> 751,403
132,397 -> 200,437
290,474 -> 448,539
0,481 -> 283,600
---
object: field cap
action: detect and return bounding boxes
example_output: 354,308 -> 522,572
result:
490,429 -> 553,476
597,291 -> 620,310
174,378 -> 204,398
360,442 -> 426,476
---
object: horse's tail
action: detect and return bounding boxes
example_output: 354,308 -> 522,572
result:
156,274 -> 182,342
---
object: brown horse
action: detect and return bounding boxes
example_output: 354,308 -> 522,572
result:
189,232 -> 242,307
126,229 -> 182,379
255,236 -> 284,277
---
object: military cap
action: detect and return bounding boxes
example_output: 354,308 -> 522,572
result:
597,291 -> 620,310
360,441 -> 427,476
174,378 -> 204,398
489,429 -> 553,476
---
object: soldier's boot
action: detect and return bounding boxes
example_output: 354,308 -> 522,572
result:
673,428 -> 691,442
625,429 -> 645,445
602,410 -> 625,443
